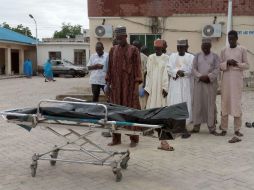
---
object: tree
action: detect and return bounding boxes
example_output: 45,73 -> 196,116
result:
53,23 -> 82,38
1,22 -> 33,37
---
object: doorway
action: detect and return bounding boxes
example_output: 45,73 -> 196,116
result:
0,48 -> 5,74
11,50 -> 19,74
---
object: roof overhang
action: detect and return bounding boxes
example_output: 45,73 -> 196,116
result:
0,40 -> 36,46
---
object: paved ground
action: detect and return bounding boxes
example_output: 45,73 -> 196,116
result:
0,76 -> 254,190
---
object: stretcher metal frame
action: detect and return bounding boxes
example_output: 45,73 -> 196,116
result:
0,97 -> 161,182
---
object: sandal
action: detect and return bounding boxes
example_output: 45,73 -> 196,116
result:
228,136 -> 242,143
219,131 -> 227,136
158,141 -> 174,151
158,146 -> 174,151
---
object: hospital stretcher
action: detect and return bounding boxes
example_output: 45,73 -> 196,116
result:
1,97 -> 182,182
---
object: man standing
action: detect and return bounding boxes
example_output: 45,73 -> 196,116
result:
167,39 -> 194,125
162,40 -> 171,57
144,39 -> 174,151
44,58 -> 55,82
87,42 -> 108,102
106,26 -> 142,147
192,38 -> 220,135
133,40 -> 148,109
145,39 -> 169,109
220,30 -> 249,137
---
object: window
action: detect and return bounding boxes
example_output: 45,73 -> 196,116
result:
74,49 -> 86,65
130,34 -> 161,55
49,51 -> 61,60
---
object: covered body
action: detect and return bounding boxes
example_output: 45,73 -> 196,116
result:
4,102 -> 189,140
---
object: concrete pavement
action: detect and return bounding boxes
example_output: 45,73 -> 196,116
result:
0,77 -> 254,190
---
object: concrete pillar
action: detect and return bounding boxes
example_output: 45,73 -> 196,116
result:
5,48 -> 11,75
85,48 -> 90,66
19,49 -> 24,74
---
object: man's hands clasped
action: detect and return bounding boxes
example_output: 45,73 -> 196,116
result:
199,75 -> 210,83
227,59 -> 238,67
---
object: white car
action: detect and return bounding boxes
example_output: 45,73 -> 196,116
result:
50,60 -> 88,77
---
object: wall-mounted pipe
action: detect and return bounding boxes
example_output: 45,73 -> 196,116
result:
226,0 -> 233,46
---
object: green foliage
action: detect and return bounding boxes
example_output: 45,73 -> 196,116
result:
1,22 -> 33,37
53,23 -> 82,38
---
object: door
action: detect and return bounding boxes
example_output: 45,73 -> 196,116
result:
130,34 -> 161,55
11,51 -> 19,74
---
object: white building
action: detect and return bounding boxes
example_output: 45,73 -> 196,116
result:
37,36 -> 90,66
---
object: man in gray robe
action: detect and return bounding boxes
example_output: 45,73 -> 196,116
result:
191,38 -> 220,135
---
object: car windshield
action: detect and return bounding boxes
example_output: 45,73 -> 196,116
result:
63,60 -> 74,65
52,61 -> 62,66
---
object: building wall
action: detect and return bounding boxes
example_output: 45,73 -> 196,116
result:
37,43 -> 90,66
88,0 -> 254,17
0,42 -> 36,75
89,16 -> 254,73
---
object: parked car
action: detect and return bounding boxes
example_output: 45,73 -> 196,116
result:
38,60 -> 88,77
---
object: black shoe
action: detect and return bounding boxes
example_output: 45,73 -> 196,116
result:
245,122 -> 252,128
210,130 -> 220,136
191,125 -> 200,133
252,122 -> 254,127
235,131 -> 243,137
191,129 -> 200,133
181,133 -> 191,139
219,131 -> 227,136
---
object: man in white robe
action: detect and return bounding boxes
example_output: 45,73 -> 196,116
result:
220,30 -> 249,137
145,39 -> 173,151
167,39 -> 194,125
145,40 -> 169,109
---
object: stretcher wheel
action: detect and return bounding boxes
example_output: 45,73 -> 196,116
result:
120,156 -> 130,169
113,168 -> 122,182
30,164 -> 37,177
31,154 -> 38,177
50,160 -> 56,166
115,170 -> 122,182
50,149 -> 59,166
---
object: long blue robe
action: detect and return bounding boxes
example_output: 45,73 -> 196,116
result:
43,60 -> 53,79
23,59 -> 33,77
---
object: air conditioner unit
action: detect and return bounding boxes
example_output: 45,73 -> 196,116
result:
95,25 -> 113,38
202,24 -> 222,38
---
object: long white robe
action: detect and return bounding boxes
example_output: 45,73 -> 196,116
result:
220,45 -> 249,117
145,54 -> 169,109
167,53 -> 194,124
